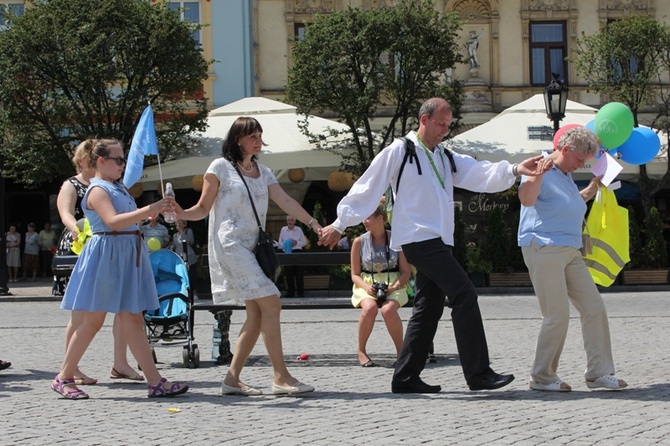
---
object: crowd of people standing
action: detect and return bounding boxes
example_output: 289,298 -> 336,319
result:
5,222 -> 58,282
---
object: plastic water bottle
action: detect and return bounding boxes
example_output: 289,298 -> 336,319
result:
212,323 -> 222,360
163,182 -> 176,224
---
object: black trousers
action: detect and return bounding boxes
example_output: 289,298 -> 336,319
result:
284,250 -> 304,296
392,238 -> 491,386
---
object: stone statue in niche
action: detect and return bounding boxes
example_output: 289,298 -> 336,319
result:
466,29 -> 484,69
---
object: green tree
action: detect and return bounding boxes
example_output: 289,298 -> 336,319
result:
643,207 -> 668,268
484,206 -> 510,273
627,205 -> 643,269
286,0 -> 464,175
453,206 -> 467,268
0,0 -> 210,186
571,15 -> 670,217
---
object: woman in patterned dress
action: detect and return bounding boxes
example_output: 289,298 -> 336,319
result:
175,117 -> 320,396
56,142 -> 140,386
53,139 -> 187,399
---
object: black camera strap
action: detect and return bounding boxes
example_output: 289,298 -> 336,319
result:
370,230 -> 391,286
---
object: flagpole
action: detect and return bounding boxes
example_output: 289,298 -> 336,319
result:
157,153 -> 165,198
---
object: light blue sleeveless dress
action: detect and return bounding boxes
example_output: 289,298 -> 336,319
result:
61,179 -> 159,314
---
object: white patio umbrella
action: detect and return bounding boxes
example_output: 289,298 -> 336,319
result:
139,97 -> 351,189
448,94 -> 667,180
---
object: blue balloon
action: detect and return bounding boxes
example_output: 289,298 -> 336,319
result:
586,119 -> 611,154
586,119 -> 595,134
617,127 -> 661,165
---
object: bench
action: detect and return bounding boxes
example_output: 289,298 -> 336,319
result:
302,275 -> 331,290
488,272 -> 533,287
622,269 -> 668,285
195,252 -> 352,364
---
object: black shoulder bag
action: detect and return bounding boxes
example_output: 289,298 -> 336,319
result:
234,164 -> 281,282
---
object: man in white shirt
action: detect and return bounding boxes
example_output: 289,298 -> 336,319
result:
141,218 -> 170,252
278,215 -> 307,297
319,97 -> 548,394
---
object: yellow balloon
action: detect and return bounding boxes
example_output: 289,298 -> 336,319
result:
147,237 -> 161,252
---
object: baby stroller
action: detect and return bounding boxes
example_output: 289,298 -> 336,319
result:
51,232 -> 79,296
145,249 -> 200,368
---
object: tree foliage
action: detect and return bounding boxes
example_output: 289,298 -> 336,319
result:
573,15 -> 667,122
286,0 -> 464,175
643,207 -> 668,268
484,206 -> 510,273
572,15 -> 670,216
0,0 -> 210,186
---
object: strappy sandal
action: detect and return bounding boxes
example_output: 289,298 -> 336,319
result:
51,375 -> 89,400
147,377 -> 189,398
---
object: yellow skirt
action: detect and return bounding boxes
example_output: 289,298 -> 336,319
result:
352,271 -> 408,308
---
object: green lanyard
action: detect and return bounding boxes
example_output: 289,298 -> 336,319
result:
416,135 -> 447,189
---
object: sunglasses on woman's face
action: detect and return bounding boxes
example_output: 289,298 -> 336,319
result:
105,156 -> 126,166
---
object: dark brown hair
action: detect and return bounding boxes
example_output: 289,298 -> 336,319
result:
222,117 -> 266,164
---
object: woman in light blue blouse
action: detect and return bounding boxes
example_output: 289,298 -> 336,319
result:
518,126 -> 627,392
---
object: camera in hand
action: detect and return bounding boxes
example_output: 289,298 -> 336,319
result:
372,282 -> 388,303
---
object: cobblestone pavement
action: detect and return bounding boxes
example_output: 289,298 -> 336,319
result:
1,281 -> 669,445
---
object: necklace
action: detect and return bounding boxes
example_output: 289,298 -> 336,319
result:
238,161 -> 254,173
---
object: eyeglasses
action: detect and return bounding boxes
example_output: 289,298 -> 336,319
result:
105,156 -> 126,166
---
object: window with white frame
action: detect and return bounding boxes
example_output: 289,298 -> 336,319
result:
529,21 -> 567,86
169,1 -> 200,44
0,2 -> 24,31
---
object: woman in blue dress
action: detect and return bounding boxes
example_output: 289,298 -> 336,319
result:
52,138 -> 188,400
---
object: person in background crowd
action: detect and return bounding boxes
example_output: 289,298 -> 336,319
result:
278,215 -> 307,297
22,223 -> 40,282
54,138 -> 188,400
174,116 -> 318,396
39,222 -> 57,277
56,140 -> 140,386
518,126 -> 628,392
350,205 -> 411,367
5,224 -> 21,283
337,227 -> 355,251
141,217 -> 170,252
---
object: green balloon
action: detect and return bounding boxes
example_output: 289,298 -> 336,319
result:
594,102 -> 634,149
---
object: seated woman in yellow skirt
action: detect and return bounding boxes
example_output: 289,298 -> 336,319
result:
350,205 -> 411,367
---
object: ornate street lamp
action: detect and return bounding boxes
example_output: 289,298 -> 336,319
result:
543,72 -> 569,135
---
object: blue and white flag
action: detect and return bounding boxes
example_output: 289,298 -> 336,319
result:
123,104 -> 159,188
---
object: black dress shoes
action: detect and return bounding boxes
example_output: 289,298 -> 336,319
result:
467,369 -> 515,391
391,378 -> 442,394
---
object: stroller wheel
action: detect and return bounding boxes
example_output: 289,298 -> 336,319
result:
182,346 -> 191,368
192,346 -> 200,368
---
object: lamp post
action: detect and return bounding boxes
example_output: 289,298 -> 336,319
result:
543,72 -> 569,135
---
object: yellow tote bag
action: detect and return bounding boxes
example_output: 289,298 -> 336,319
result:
583,187 -> 630,286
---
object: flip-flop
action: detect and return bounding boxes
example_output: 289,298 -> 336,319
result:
110,367 -> 145,381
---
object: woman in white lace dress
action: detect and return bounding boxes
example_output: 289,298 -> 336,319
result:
176,117 -> 321,396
